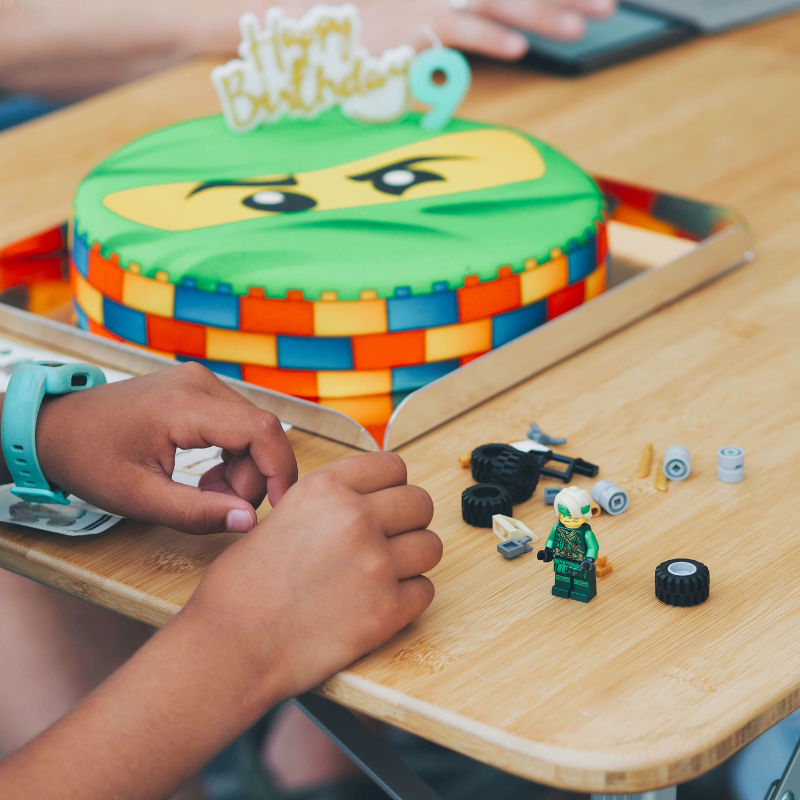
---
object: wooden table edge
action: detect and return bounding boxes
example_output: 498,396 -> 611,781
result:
2,529 -> 793,793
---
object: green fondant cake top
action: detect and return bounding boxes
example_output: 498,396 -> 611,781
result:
74,110 -> 603,300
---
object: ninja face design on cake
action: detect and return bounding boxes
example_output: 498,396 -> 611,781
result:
102,128 -> 546,231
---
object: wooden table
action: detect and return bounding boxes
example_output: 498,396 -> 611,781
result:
3,14 -> 800,795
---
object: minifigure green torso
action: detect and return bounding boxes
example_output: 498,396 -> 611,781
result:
546,520 -> 599,602
548,522 -> 598,564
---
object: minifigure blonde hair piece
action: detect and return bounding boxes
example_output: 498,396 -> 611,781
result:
553,486 -> 593,520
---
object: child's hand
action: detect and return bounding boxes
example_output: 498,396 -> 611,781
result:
184,451 -> 442,705
31,363 -> 297,534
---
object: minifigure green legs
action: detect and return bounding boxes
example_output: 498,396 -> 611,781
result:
537,486 -> 599,603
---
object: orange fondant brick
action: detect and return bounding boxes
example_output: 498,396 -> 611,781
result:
147,315 -> 206,357
87,243 -> 124,302
320,394 -> 394,427
352,329 -> 426,370
457,267 -> 521,323
241,290 -> 314,336
242,365 -> 319,398
88,319 -> 123,342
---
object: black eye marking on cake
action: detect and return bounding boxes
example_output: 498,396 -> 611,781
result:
187,176 -> 299,197
185,176 -> 317,213
348,157 -> 461,196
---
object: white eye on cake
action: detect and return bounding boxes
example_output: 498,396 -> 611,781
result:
188,177 -> 317,214
241,190 -> 317,213
349,157 -> 450,196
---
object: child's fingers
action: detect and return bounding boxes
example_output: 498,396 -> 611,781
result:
395,575 -> 436,623
178,397 -> 297,505
196,455 -> 270,510
141,474 -> 257,535
387,529 -> 443,579
364,484 -> 434,536
224,454 -> 270,507
321,451 -> 408,494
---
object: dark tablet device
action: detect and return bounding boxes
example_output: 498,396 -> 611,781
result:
519,5 -> 696,76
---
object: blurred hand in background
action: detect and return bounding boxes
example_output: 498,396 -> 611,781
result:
0,0 -> 616,99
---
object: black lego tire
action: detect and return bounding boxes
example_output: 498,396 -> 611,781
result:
470,443 -> 517,483
486,450 -> 540,503
655,558 -> 710,607
462,483 -> 513,528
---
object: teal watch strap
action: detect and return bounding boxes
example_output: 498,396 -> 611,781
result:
1,361 -> 107,505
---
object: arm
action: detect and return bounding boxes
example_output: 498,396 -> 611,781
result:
537,522 -> 559,562
585,528 -> 598,561
0,451 -> 442,800
0,0 -> 615,98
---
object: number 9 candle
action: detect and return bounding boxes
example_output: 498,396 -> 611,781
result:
410,45 -> 472,130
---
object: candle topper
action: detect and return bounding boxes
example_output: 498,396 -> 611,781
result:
212,4 -> 415,132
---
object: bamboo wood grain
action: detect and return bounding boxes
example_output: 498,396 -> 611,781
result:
1,12 -> 800,793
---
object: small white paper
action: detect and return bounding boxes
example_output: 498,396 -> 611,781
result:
0,484 -> 123,537
0,337 -> 131,391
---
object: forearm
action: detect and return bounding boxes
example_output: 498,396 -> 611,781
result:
0,395 -> 8,483
0,597 -> 283,800
0,1 -> 193,98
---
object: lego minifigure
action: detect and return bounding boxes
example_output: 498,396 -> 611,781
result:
537,486 -> 598,603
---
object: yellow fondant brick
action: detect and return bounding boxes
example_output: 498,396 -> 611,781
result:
584,261 -> 607,301
313,299 -> 388,336
425,319 -> 491,362
73,269 -> 103,324
122,270 -> 175,317
520,254 -> 568,305
206,328 -> 277,367
317,370 -> 392,398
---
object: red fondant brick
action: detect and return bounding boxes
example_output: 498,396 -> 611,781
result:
147,315 -> 206,357
460,352 -> 488,366
547,282 -> 585,320
596,220 -> 608,265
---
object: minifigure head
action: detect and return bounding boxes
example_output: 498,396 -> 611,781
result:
554,486 -> 593,528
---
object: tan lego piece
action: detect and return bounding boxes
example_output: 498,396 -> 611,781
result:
637,442 -> 653,479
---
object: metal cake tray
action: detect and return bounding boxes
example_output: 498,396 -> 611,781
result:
0,179 -> 753,451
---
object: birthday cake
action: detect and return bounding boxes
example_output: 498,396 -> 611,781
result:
70,110 -> 607,398
69,5 -> 607,431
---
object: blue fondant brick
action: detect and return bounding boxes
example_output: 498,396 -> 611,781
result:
72,227 -> 89,277
391,359 -> 460,393
73,301 -> 88,331
277,335 -> 353,371
177,355 -> 242,381
491,300 -> 547,348
567,236 -> 597,284
102,297 -> 147,345
387,285 -> 458,332
174,282 -> 239,329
